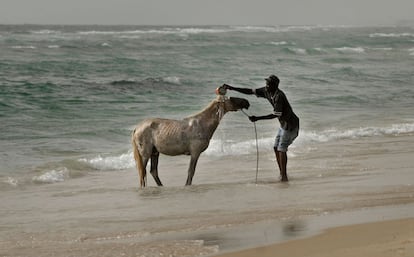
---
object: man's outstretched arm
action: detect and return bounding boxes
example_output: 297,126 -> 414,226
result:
222,84 -> 254,95
249,113 -> 278,122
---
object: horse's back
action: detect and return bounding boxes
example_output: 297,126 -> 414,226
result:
135,118 -> 183,135
133,118 -> 191,156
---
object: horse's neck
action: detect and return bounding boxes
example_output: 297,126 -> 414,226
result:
186,100 -> 222,136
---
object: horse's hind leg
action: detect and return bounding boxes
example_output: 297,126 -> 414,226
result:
150,148 -> 163,186
132,136 -> 148,188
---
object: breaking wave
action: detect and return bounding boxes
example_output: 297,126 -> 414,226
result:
79,152 -> 134,171
369,33 -> 414,38
298,123 -> 414,144
67,25 -> 350,36
32,167 -> 69,184
206,123 -> 414,157
18,122 -> 412,184
86,122 -> 414,170
334,47 -> 365,53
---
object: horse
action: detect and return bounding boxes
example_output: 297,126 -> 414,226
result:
131,95 -> 250,187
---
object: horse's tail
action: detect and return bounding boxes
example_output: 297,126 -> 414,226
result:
132,130 -> 146,188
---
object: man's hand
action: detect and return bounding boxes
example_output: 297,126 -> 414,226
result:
249,116 -> 259,122
222,84 -> 234,90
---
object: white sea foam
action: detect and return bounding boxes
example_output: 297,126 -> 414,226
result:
79,152 -> 134,170
298,123 -> 414,144
31,29 -> 61,34
163,76 -> 181,84
11,46 -> 36,49
78,30 -> 128,35
369,33 -> 414,38
233,26 -> 283,33
313,48 -> 326,52
77,27 -> 227,36
370,47 -> 393,51
207,123 -> 414,156
77,123 -> 414,170
205,138 -> 264,156
334,47 -> 365,53
288,48 -> 307,55
233,25 -> 340,33
270,41 -> 288,46
32,168 -> 68,183
119,35 -> 141,39
177,28 -> 226,34
76,25 -> 341,37
3,177 -> 19,187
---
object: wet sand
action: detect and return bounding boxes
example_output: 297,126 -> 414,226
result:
1,134 -> 413,257
216,218 -> 414,257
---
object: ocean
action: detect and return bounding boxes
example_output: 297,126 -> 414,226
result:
1,24 -> 414,256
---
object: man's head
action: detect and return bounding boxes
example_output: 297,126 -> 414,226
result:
265,74 -> 279,93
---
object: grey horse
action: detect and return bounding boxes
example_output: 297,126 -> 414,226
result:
131,95 -> 249,187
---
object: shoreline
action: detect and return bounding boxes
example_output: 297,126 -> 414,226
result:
190,201 -> 414,256
215,217 -> 414,257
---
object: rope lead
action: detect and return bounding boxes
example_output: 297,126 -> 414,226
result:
241,109 -> 259,184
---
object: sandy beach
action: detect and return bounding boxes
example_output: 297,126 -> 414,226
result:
216,218 -> 414,257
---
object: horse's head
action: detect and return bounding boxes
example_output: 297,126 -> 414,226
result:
220,96 -> 250,112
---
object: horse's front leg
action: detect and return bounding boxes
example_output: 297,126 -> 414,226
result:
150,149 -> 163,186
185,153 -> 200,186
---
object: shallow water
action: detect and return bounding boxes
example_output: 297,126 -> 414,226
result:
1,134 -> 413,256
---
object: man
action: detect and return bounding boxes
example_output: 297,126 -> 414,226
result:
223,75 -> 299,182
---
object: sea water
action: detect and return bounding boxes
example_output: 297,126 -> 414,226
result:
1,25 -> 413,182
1,25 -> 414,256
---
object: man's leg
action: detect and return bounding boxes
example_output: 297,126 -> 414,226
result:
274,129 -> 283,179
278,150 -> 288,182
274,147 -> 282,178
275,126 -> 299,182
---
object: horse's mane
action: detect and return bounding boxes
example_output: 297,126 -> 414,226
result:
184,97 -> 220,120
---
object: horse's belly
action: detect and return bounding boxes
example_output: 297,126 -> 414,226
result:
154,136 -> 190,156
155,137 -> 208,156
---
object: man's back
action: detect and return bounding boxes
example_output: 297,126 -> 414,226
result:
255,87 -> 299,131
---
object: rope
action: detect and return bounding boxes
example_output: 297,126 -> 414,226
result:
241,109 -> 259,184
